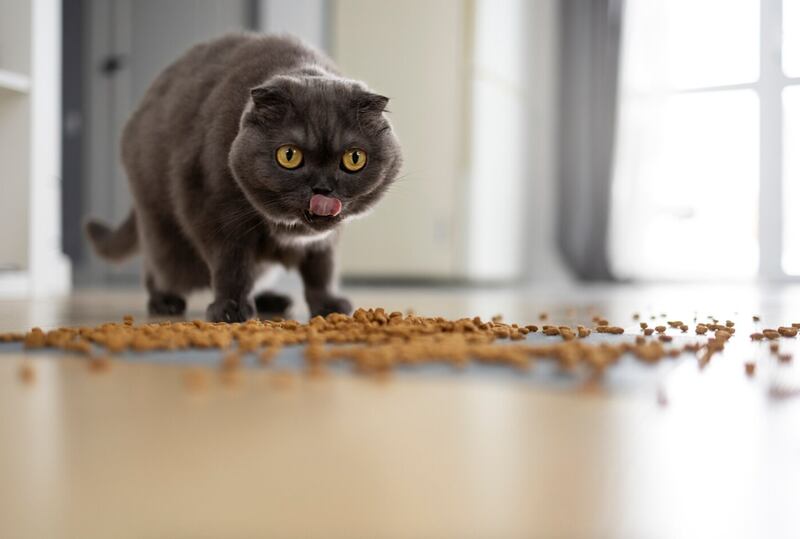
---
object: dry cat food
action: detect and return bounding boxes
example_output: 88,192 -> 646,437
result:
4,309 -> 798,382
18,363 -> 35,384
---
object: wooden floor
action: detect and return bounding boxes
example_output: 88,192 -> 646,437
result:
1,284 -> 799,539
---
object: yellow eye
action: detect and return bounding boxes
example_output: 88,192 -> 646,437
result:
276,145 -> 303,169
341,148 -> 367,172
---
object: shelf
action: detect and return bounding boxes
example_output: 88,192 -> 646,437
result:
0,69 -> 30,94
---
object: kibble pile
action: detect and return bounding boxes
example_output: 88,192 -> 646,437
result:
2,308 -> 797,383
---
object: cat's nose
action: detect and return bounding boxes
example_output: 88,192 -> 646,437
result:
311,180 -> 335,196
312,186 -> 333,195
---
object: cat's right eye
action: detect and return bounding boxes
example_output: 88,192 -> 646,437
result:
276,144 -> 303,169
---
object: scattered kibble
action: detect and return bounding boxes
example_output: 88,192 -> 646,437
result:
5,308 -> 800,384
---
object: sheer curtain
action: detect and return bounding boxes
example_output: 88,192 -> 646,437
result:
557,0 -> 624,280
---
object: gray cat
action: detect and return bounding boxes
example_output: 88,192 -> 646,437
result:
86,33 -> 402,322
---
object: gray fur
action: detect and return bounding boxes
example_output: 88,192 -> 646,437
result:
85,33 -> 402,322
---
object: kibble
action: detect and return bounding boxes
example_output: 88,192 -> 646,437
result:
88,356 -> 111,373
184,368 -> 210,391
6,308 -> 800,384
596,325 -> 624,335
778,326 -> 798,338
18,363 -> 35,384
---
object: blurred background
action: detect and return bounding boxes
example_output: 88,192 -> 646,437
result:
1,0 -> 798,298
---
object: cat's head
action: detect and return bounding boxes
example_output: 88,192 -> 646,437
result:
230,73 -> 402,237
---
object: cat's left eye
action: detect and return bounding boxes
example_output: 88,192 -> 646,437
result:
276,144 -> 303,169
341,148 -> 367,172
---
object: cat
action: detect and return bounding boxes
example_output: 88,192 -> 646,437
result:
86,33 -> 402,322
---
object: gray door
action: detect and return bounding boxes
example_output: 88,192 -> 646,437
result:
79,0 -> 251,286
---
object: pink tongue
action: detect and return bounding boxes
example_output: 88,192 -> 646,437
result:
309,194 -> 342,217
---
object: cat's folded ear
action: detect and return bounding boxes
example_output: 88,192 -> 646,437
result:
357,93 -> 390,115
356,92 -> 390,134
250,85 -> 291,120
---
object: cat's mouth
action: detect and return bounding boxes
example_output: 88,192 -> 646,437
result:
302,194 -> 344,229
303,210 -> 341,226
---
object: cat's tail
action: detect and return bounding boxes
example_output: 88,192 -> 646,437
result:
85,210 -> 139,262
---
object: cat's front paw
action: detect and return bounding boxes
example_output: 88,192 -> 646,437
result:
307,295 -> 353,318
206,298 -> 254,323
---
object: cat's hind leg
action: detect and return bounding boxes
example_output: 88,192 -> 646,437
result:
252,265 -> 291,316
146,273 -> 187,316
137,211 -> 209,317
253,291 -> 292,316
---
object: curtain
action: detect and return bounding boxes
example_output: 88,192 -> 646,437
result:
557,0 -> 624,280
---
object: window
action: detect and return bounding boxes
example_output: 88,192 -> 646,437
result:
610,0 -> 800,280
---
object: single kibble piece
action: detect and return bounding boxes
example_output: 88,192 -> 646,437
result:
18,363 -> 35,384
778,353 -> 793,363
184,368 -> 210,391
752,315 -> 761,322
750,332 -> 764,341
538,312 -> 548,321
639,322 -> 648,329
778,326 -> 798,337
220,352 -> 242,371
88,356 -> 111,373
655,326 -> 666,334
725,320 -> 735,328
643,328 -> 654,336
658,335 -> 673,343
744,362 -> 756,376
